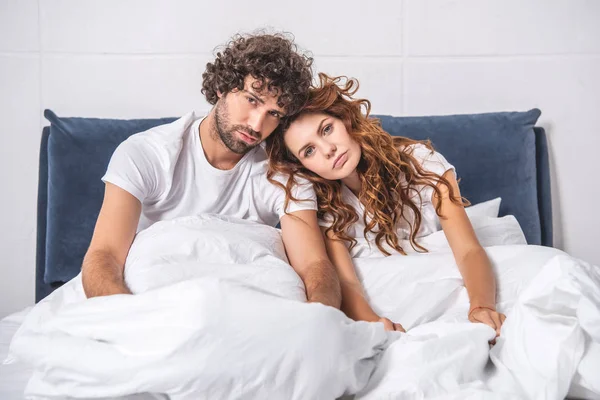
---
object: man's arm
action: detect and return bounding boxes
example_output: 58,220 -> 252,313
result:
81,183 -> 142,298
279,210 -> 342,309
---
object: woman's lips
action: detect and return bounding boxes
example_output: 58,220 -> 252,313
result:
333,151 -> 348,169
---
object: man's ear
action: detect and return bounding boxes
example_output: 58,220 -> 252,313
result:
216,90 -> 223,99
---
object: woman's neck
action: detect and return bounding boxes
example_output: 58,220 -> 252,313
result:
342,170 -> 362,197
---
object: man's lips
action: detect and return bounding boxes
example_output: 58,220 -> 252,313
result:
237,130 -> 258,143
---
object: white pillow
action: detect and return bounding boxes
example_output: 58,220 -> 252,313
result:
469,214 -> 527,247
465,197 -> 502,220
422,215 -> 527,253
435,197 -> 501,231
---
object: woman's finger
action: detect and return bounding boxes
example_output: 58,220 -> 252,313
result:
500,313 -> 507,324
379,318 -> 394,331
490,312 -> 503,336
474,311 -> 497,332
394,323 -> 406,333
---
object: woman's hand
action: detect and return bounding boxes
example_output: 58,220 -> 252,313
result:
378,317 -> 406,332
468,306 -> 506,343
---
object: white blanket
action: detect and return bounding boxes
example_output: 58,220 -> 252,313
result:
353,245 -> 600,399
5,214 -> 600,399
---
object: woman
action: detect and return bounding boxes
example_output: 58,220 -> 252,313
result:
266,73 -> 505,336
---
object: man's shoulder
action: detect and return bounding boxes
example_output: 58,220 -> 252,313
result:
115,112 -> 201,169
241,145 -> 269,176
248,144 -> 268,163
126,112 -> 198,147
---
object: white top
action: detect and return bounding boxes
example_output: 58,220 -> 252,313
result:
319,144 -> 455,257
102,112 -> 317,232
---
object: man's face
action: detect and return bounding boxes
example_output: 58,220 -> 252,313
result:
214,76 -> 287,155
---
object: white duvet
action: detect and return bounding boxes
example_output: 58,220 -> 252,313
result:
5,214 -> 600,400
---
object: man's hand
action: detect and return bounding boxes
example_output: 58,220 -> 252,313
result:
303,259 -> 342,309
82,183 -> 141,298
307,274 -> 342,309
280,210 -> 342,309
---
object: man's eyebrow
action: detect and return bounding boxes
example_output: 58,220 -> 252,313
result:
297,117 -> 327,157
243,89 -> 286,117
242,89 -> 265,105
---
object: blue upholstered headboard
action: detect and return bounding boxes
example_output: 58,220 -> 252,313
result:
36,109 -> 551,302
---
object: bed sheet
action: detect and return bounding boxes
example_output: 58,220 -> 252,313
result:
4,214 -> 599,399
1,309 -> 167,399
0,308 -> 32,400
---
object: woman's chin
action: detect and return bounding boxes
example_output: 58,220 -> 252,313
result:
308,163 -> 357,181
327,170 -> 354,181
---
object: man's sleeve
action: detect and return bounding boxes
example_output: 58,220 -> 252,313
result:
101,136 -> 164,203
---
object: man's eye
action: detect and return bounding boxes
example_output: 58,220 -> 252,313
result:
304,147 -> 315,157
247,97 -> 256,104
270,111 -> 280,118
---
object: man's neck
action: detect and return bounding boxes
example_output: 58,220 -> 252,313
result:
198,110 -> 245,170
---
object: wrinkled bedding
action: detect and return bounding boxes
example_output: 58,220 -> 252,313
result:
4,214 -> 600,399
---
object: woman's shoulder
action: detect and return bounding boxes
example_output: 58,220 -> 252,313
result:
398,142 -> 434,159
398,142 -> 453,175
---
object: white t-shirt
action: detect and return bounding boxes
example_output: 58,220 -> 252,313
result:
102,112 -> 317,232
319,144 -> 455,257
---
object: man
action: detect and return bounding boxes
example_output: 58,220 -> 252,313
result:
81,33 -> 341,308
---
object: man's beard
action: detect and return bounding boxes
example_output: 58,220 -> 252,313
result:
213,98 -> 262,155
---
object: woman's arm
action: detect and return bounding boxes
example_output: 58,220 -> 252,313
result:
322,228 -> 404,332
432,170 -> 506,337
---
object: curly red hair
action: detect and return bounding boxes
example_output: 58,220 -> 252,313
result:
266,73 -> 468,255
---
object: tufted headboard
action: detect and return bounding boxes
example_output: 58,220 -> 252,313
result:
35,108 -> 551,301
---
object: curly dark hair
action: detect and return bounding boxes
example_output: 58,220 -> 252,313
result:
202,32 -> 313,116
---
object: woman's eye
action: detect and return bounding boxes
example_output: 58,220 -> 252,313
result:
323,124 -> 332,135
304,147 -> 315,157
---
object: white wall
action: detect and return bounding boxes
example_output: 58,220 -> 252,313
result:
1,0 -> 599,317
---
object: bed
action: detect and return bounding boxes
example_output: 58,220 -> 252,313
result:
32,108 -> 551,301
5,108 -> 594,400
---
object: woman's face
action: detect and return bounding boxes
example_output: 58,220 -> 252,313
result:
284,112 -> 361,180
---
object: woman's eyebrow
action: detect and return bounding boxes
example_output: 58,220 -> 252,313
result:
296,118 -> 327,157
297,143 -> 310,157
315,117 -> 327,136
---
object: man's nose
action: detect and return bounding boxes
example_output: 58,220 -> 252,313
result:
248,111 -> 266,134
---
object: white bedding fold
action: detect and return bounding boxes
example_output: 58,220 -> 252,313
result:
5,214 -> 600,399
353,247 -> 600,399
9,276 -> 394,399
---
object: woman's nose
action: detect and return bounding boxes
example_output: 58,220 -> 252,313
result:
323,143 -> 337,159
